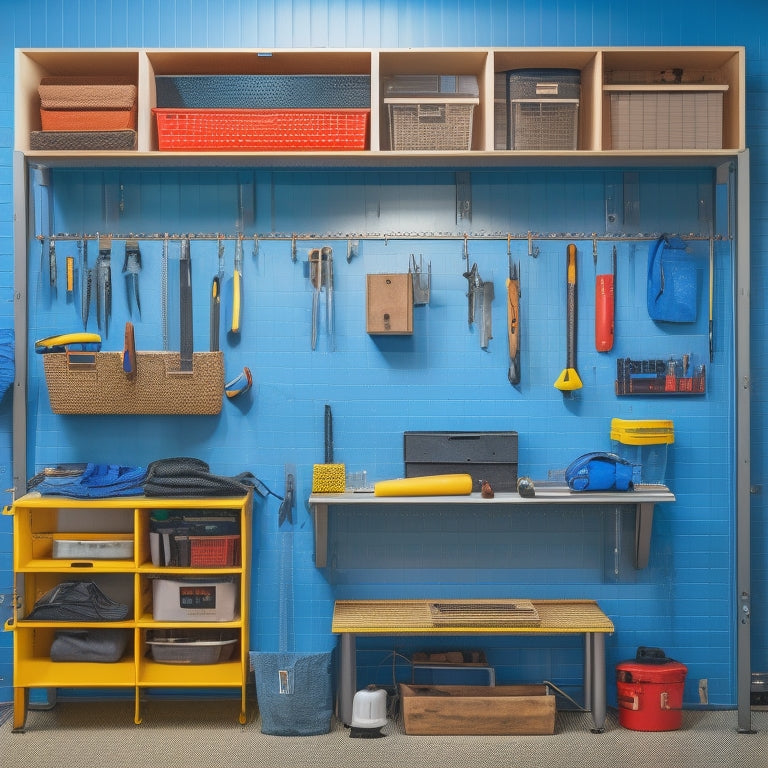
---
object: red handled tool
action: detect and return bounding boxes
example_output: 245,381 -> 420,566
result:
595,244 -> 616,352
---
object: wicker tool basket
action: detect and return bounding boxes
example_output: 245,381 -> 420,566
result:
43,351 -> 224,415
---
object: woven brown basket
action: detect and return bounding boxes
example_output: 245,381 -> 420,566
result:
43,351 -> 224,415
29,130 -> 137,151
39,77 -> 137,109
40,105 -> 137,131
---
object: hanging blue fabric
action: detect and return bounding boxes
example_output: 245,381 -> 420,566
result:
0,328 -> 14,400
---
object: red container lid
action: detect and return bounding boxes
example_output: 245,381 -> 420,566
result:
616,659 -> 688,683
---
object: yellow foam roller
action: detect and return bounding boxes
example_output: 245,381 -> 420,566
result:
374,473 -> 473,497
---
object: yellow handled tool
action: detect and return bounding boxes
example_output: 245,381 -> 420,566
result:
230,235 -> 243,334
35,332 -> 101,352
554,243 -> 583,393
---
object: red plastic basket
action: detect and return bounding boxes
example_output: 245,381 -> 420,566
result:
189,535 -> 241,567
153,108 -> 370,151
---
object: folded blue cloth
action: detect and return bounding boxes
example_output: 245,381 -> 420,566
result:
0,328 -> 14,400
31,463 -> 147,498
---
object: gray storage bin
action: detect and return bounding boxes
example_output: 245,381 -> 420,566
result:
404,430 -> 518,492
504,68 -> 580,150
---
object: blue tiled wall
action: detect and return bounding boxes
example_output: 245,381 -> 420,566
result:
0,0 -> 765,712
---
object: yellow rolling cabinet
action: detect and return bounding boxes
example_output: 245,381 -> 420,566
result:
3,492 -> 252,731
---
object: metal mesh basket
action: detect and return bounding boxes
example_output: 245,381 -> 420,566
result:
386,100 -> 476,151
509,101 -> 579,150
504,68 -> 580,150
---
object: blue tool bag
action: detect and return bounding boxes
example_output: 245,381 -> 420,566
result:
565,452 -> 634,492
0,328 -> 14,400
647,235 -> 697,322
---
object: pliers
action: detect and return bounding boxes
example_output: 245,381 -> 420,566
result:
122,238 -> 142,319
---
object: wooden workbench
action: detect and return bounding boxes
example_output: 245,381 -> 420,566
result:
332,598 -> 615,732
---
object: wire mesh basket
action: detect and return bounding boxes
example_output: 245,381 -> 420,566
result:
386,100 -> 477,151
504,68 -> 580,150
509,101 -> 579,150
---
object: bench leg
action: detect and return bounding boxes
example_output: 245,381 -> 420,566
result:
338,632 -> 356,727
585,633 -> 607,732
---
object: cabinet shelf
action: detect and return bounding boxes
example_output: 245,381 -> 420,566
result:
15,45 -> 744,163
4,492 -> 253,730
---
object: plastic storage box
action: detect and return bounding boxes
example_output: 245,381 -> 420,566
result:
404,430 -> 518,492
384,75 -> 479,151
610,418 -> 674,485
146,629 -> 238,664
52,535 -> 134,560
504,69 -> 580,150
151,577 -> 237,621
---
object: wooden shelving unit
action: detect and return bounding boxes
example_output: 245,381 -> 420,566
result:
13,46 -> 745,165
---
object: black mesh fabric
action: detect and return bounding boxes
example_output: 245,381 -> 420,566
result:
143,457 -> 258,497
26,581 -> 130,621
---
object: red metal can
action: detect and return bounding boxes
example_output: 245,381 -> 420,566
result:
616,658 -> 688,731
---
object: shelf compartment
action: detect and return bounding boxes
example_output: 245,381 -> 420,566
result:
12,656 -> 136,688
14,48 -> 140,153
601,47 -> 744,151
137,657 -> 243,687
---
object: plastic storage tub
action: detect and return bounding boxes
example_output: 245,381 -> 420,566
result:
610,418 -> 674,485
151,577 -> 237,621
384,75 -> 479,151
52,535 -> 134,560
146,630 -> 238,664
504,68 -> 580,150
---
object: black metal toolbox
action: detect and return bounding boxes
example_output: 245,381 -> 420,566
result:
404,431 -> 518,492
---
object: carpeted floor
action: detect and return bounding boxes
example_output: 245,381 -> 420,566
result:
1,700 -> 766,768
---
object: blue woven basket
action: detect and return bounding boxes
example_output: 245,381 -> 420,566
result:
250,650 -> 335,735
155,75 -> 371,109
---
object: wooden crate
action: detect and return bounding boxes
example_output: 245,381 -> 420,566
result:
399,683 -> 555,735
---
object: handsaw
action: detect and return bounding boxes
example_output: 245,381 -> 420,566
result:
179,238 -> 193,372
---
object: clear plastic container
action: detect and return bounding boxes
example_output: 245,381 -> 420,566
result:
610,418 -> 674,485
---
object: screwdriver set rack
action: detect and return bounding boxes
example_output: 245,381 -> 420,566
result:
615,355 -> 706,396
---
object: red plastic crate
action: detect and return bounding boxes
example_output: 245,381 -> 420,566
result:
189,535 -> 241,567
153,108 -> 370,151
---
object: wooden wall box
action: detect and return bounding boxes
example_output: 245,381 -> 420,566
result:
366,273 -> 413,334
